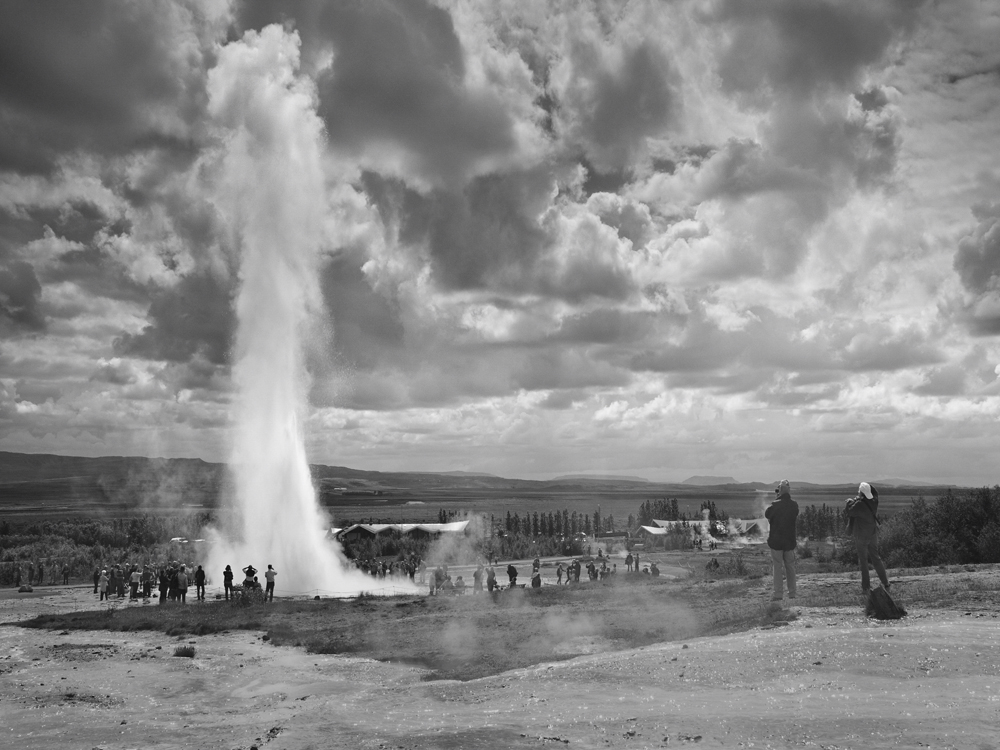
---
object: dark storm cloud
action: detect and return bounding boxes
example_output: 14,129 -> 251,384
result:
238,0 -> 516,187
954,202 -> 1000,335
714,0 -> 921,100
569,41 -> 681,172
318,248 -> 405,370
113,272 -> 234,365
511,349 -> 631,392
955,203 -> 1000,294
42,244 -> 149,307
13,380 -> 63,405
0,0 -> 214,173
361,169 -> 556,293
549,308 -> 656,345
912,365 -> 967,397
629,306 -> 943,382
0,260 -> 45,332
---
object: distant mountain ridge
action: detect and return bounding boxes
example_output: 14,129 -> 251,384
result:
551,474 -> 650,483
0,451 -> 968,516
683,475 -> 740,485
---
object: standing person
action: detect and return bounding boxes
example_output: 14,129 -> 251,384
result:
765,479 -> 799,601
37,561 -> 44,586
223,565 -> 234,600
158,567 -> 169,603
129,567 -> 141,600
633,553 -> 639,573
506,563 -> 517,587
846,482 -> 890,594
486,564 -> 497,593
176,565 -> 188,603
472,563 -> 484,593
93,567 -> 100,594
142,565 -> 154,598
242,564 -> 257,587
62,564 -> 70,585
194,565 -> 207,601
27,561 -> 34,586
625,552 -> 633,572
167,564 -> 180,601
263,565 -> 276,602
556,563 -> 565,584
99,570 -> 109,601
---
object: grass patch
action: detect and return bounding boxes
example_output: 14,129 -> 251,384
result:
173,645 -> 195,658
15,561 -> 999,681
11,575 -> 780,680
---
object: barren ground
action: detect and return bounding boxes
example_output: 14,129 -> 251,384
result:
2,556 -> 999,750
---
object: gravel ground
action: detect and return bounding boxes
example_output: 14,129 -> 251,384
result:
2,576 -> 999,750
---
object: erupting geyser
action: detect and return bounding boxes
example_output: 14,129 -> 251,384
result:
204,26 -> 405,595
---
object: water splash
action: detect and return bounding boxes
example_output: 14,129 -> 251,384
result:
203,25 -> 408,596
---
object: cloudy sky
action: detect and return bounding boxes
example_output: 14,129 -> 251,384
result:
1,0 -> 999,485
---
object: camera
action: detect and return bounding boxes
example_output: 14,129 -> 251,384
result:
774,487 -> 780,494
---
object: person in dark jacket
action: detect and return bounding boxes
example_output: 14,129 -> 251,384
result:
846,482 -> 890,593
223,565 -> 234,600
194,565 -> 206,601
765,479 -> 799,601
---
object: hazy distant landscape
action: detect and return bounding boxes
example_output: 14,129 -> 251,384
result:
0,450 -> 959,525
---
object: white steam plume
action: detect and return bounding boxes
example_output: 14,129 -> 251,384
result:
204,25 -> 409,596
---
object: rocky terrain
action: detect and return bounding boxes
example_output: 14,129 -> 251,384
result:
2,569 -> 999,750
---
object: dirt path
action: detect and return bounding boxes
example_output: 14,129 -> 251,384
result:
2,586 -> 998,749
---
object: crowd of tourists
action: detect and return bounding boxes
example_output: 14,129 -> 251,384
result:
352,556 -> 421,582
83,561 -> 277,603
9,561 -> 74,587
421,549 -> 661,596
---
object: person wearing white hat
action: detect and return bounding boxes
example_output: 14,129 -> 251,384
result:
846,482 -> 890,593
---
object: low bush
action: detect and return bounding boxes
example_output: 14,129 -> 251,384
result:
173,645 -> 195,658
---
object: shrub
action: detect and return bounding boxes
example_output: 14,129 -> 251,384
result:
173,645 -> 195,658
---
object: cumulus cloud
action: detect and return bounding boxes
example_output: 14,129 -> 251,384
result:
0,0 -> 998,483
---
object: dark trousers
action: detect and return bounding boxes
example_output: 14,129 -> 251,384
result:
265,582 -> 274,601
130,582 -> 139,600
178,588 -> 187,603
196,584 -> 205,601
224,582 -> 232,600
854,533 -> 889,591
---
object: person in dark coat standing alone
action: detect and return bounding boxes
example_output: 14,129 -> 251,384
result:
194,565 -> 206,601
765,479 -> 799,601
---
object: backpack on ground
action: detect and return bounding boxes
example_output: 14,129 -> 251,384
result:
865,586 -> 906,620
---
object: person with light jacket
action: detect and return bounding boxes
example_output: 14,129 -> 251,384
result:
846,481 -> 890,593
765,479 -> 799,601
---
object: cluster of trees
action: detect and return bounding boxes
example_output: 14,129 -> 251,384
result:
633,498 -> 729,528
796,504 -> 847,540
500,509 -> 616,538
863,487 -> 1000,567
635,498 -> 680,526
0,514 -> 213,585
